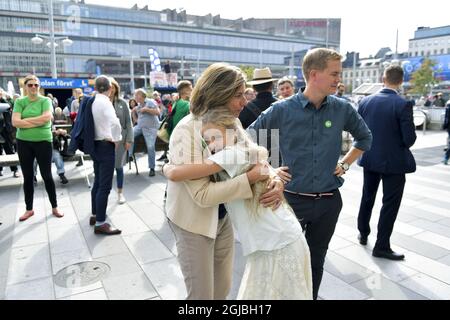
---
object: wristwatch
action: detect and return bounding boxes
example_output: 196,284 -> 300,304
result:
338,161 -> 350,172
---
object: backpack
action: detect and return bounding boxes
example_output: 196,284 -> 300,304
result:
166,100 -> 178,133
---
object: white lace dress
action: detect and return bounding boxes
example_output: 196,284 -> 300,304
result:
209,145 -> 313,300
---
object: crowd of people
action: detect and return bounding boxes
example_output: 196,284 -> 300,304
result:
0,46 -> 448,300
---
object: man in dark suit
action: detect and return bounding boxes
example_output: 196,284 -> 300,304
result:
356,65 -> 416,261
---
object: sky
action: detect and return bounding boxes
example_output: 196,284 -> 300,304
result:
85,0 -> 449,58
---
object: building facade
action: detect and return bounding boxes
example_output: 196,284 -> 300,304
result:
408,26 -> 450,58
0,0 -> 340,95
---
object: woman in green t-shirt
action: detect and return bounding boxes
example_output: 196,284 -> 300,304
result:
12,75 -> 63,221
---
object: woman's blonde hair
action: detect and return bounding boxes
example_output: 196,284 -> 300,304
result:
190,63 -> 246,117
109,77 -> 120,101
23,74 -> 40,85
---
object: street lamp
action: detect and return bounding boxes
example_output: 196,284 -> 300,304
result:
30,0 -> 72,79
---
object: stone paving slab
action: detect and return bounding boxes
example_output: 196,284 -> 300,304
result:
141,257 -> 186,300
319,271 -> 369,300
399,273 -> 450,300
58,288 -> 108,300
5,276 -> 55,300
351,274 -> 428,300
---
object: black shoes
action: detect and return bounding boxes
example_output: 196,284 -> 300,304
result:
89,215 -> 96,226
372,248 -> 405,261
157,153 -> 168,161
149,169 -> 155,177
94,223 -> 122,235
59,173 -> 69,184
358,234 -> 368,246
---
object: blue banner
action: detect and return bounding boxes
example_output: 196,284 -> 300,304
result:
39,78 -> 89,89
402,55 -> 450,82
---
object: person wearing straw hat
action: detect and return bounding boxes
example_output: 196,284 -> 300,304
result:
239,67 -> 278,129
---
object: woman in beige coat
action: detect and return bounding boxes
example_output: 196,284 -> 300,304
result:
165,63 -> 285,300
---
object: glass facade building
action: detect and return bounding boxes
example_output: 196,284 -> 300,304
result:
0,0 -> 340,93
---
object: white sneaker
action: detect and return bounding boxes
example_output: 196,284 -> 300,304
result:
117,193 -> 126,204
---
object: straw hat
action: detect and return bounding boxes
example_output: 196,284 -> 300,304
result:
247,67 -> 278,85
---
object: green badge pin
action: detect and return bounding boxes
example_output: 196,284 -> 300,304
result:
325,120 -> 332,128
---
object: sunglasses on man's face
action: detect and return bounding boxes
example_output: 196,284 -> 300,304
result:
27,83 -> 39,88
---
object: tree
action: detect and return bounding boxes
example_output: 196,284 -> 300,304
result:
409,58 -> 441,96
239,65 -> 255,83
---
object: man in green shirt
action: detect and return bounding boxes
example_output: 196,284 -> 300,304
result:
167,80 -> 192,137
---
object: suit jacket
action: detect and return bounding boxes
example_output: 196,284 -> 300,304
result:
357,88 -> 416,174
166,114 -> 253,239
68,95 -> 96,156
443,104 -> 450,132
239,92 -> 277,129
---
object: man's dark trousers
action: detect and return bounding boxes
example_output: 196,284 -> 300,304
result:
285,190 -> 343,300
358,169 -> 405,251
91,141 -> 115,223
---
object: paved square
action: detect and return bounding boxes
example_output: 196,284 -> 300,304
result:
1,130 -> 449,300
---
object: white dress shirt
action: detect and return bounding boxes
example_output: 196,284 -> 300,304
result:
91,93 -> 122,142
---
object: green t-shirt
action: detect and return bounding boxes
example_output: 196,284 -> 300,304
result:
13,96 -> 52,143
168,98 -> 190,136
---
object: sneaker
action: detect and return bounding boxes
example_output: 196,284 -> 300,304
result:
157,153 -> 168,161
13,171 -> 21,178
444,160 -> 449,165
117,193 -> 126,204
59,174 -> 69,184
149,169 -> 155,177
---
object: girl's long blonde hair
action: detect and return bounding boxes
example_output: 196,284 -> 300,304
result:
201,108 -> 283,218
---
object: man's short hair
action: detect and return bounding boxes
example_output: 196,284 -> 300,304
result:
302,48 -> 342,81
134,88 -> 147,98
94,75 -> 111,93
384,65 -> 404,86
177,80 -> 192,94
277,77 -> 294,88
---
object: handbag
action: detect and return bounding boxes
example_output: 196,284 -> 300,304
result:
157,117 -> 170,143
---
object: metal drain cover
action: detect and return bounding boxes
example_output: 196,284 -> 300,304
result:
54,261 -> 110,288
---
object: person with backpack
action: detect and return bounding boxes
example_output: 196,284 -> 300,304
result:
157,81 -> 193,162
167,80 -> 193,138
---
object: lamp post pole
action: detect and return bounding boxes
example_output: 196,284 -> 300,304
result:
129,38 -> 135,93
48,0 -> 57,79
32,0 -> 73,79
352,52 -> 357,92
